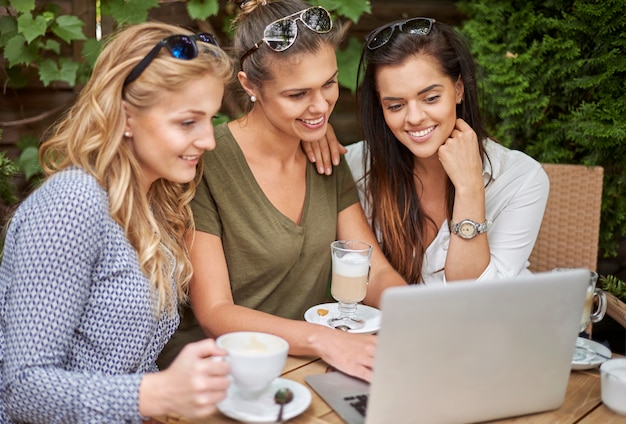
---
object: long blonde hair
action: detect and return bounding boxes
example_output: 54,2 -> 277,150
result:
39,22 -> 233,314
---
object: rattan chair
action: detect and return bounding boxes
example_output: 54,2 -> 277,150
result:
528,163 -> 604,273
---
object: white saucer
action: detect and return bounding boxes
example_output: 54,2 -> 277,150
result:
304,302 -> 381,334
217,377 -> 311,423
571,337 -> 612,370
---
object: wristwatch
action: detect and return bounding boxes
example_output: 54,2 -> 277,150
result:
450,219 -> 489,240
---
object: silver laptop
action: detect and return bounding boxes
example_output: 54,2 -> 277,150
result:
306,269 -> 589,424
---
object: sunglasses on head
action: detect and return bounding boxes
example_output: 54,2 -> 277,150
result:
365,17 -> 435,50
123,33 -> 220,87
239,6 -> 332,69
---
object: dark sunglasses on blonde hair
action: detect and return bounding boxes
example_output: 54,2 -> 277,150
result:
366,17 -> 435,50
239,6 -> 332,68
124,33 -> 220,87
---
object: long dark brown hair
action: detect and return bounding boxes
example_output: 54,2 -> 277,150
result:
357,20 -> 491,283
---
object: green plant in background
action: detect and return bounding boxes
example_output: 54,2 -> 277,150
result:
601,275 -> 626,303
0,0 -> 90,87
0,153 -> 18,204
0,129 -> 18,205
458,0 -> 626,256
0,0 -> 218,88
0,0 -> 372,205
0,0 -> 369,89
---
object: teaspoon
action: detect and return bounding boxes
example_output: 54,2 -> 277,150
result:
274,387 -> 294,423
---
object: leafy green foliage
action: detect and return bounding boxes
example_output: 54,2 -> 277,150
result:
0,136 -> 18,205
1,0 -> 370,89
311,0 -> 371,23
310,0 -> 372,93
100,0 -> 159,25
601,275 -> 626,303
1,1 -> 87,87
336,36 -> 363,93
0,0 -> 371,207
458,0 -> 626,256
16,135 -> 42,181
187,0 -> 220,20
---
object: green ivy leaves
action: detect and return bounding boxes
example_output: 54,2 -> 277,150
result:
312,0 -> 372,23
17,12 -> 47,43
52,15 -> 86,44
1,0 -> 371,89
187,0 -> 219,20
1,2 -> 86,87
101,0 -> 159,25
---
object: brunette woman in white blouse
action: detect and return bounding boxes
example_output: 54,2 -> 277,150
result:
307,18 -> 549,284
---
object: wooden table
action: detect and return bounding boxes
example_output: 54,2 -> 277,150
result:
161,355 -> 625,423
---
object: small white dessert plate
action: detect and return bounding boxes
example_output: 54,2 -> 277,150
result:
217,377 -> 311,423
571,337 -> 612,370
304,302 -> 381,334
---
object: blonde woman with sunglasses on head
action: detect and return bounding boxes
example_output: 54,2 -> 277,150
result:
0,22 -> 233,423
158,0 -> 407,383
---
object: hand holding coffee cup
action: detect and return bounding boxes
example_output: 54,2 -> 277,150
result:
216,331 -> 289,399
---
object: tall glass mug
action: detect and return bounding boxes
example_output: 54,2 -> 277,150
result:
328,240 -> 372,330
553,268 -> 607,333
580,271 -> 607,333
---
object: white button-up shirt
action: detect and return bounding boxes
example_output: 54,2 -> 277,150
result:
345,139 -> 549,285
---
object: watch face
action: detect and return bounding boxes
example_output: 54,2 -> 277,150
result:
460,222 -> 477,238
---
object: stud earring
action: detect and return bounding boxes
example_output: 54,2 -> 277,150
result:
250,95 -> 257,103
124,131 -> 132,138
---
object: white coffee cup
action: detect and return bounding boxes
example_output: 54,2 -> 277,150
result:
601,358 -> 626,415
216,331 -> 289,399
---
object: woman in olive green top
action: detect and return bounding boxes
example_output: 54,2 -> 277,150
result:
159,0 -> 407,383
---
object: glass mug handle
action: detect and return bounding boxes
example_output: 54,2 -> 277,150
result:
590,288 -> 607,323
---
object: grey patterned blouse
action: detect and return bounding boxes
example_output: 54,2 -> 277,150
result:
0,167 -> 179,423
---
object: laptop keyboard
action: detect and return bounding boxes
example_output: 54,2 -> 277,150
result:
344,394 -> 369,416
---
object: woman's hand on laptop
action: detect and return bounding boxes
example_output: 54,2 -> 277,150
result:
310,329 -> 377,382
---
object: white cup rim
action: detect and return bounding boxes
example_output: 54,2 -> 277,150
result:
216,331 -> 289,356
601,358 -> 626,373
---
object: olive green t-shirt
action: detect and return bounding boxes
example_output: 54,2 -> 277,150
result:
157,123 -> 359,368
195,122 -> 359,316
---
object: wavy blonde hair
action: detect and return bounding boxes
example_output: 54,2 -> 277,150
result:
39,22 -> 233,314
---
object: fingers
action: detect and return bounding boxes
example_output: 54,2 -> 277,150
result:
161,339 -> 231,420
354,366 -> 374,383
183,338 -> 228,361
321,332 -> 377,382
300,124 -> 346,175
325,124 -> 347,168
301,140 -> 329,174
454,117 -> 472,131
301,140 -> 318,163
